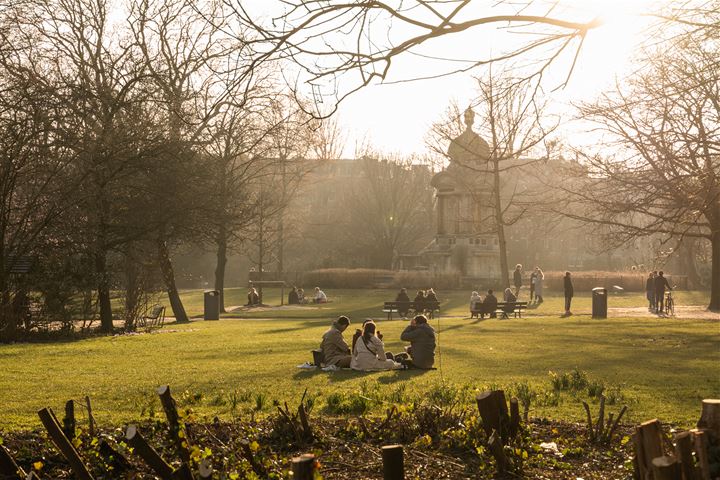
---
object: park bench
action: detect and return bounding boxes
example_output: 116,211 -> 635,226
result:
382,300 -> 440,320
471,301 -> 528,319
138,304 -> 166,330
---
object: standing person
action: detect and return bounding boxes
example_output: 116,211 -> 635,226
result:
288,286 -> 299,305
534,268 -> 545,305
654,271 -> 671,314
563,271 -> 574,316
395,288 -> 411,318
400,315 -> 436,369
646,272 -> 656,312
513,264 -> 523,297
320,316 -> 352,368
529,268 -> 538,304
351,321 -> 402,371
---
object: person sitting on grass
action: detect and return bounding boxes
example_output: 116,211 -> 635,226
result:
320,316 -> 352,368
482,289 -> 498,318
399,315 -> 436,369
297,288 -> 306,304
313,287 -> 328,304
246,287 -> 260,306
395,288 -> 411,318
351,321 -> 402,371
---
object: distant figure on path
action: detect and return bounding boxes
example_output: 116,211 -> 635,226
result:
351,321 -> 402,371
654,271 -> 671,313
246,287 -> 260,306
482,289 -> 498,318
288,286 -> 299,305
320,316 -> 352,368
513,264 -> 523,296
529,268 -> 538,303
534,268 -> 545,305
646,273 -> 656,312
395,288 -> 411,318
400,315 -> 436,369
470,291 -> 482,317
563,271 -> 574,316
313,287 -> 328,304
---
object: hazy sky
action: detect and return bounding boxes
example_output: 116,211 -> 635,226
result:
277,0 -> 664,158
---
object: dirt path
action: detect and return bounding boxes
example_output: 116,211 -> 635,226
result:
608,305 -> 720,320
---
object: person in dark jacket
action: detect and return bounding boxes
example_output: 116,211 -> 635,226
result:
513,264 -> 523,296
654,271 -> 671,314
395,288 -> 411,317
482,289 -> 498,318
529,269 -> 538,304
400,315 -> 436,369
288,286 -> 299,305
563,271 -> 574,316
645,273 -> 656,312
424,288 -> 439,316
413,290 -> 426,314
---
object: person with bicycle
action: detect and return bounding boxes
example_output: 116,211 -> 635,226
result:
654,271 -> 672,314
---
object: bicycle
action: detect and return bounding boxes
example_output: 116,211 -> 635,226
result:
664,290 -> 675,316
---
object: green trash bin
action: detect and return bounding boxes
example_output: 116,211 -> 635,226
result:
592,287 -> 607,319
204,290 -> 220,320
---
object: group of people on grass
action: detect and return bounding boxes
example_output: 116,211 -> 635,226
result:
513,264 -> 546,305
646,271 -> 672,313
288,286 -> 327,305
393,287 -> 440,317
320,315 -> 436,371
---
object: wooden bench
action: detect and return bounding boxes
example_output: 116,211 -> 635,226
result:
471,301 -> 528,319
138,305 -> 166,330
382,301 -> 440,320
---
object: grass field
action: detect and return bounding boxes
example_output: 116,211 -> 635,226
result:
0,288 -> 717,431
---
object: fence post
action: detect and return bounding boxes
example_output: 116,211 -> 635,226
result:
291,453 -> 316,480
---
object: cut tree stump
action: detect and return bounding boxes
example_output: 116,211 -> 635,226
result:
691,429 -> 711,480
291,453 -> 316,480
0,444 -> 26,478
126,424 -> 174,480
633,419 -> 665,480
673,431 -> 696,480
157,385 -> 191,463
697,399 -> 720,439
381,445 -> 404,480
651,455 -> 681,480
476,390 -> 509,444
37,407 -> 94,480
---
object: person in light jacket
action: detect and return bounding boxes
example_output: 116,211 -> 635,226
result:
351,321 -> 402,371
320,316 -> 352,368
400,315 -> 436,369
469,291 -> 482,317
534,267 -> 545,304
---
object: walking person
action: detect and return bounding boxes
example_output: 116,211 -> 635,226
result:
645,272 -> 656,312
529,268 -> 538,304
513,264 -> 523,297
563,271 -> 574,317
534,267 -> 545,305
654,271 -> 671,314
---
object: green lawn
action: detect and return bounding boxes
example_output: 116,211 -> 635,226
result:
0,288 -> 717,431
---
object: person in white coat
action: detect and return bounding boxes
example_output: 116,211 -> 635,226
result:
351,321 -> 402,371
534,267 -> 545,304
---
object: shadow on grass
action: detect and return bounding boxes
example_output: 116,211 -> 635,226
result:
292,367 -> 431,383
437,317 -> 488,333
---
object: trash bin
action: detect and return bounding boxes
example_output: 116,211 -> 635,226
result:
204,290 -> 220,320
592,287 -> 607,319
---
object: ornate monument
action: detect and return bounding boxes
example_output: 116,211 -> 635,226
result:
419,108 -> 500,279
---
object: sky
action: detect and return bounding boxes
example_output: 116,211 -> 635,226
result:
277,0 -> 668,158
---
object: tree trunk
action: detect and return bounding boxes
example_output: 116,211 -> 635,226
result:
157,236 -> 189,323
492,160 -> 510,287
95,251 -> 113,333
709,231 -> 719,312
214,225 -> 227,313
680,239 -> 703,289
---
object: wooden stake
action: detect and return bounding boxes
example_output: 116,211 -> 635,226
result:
157,385 -> 191,463
381,445 -> 404,480
582,401 -> 594,440
674,431 -> 696,480
487,430 -> 508,474
125,424 -> 174,480
692,430 -> 711,480
697,399 -> 720,439
634,419 -> 664,480
62,400 -> 75,440
509,397 -> 520,438
298,403 -> 313,442
476,390 -> 509,444
85,396 -> 95,437
37,408 -> 94,480
291,453 -> 316,480
651,455 -> 681,480
0,444 -> 26,478
606,405 -> 628,444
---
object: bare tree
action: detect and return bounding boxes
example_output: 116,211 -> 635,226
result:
558,33 -> 720,311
